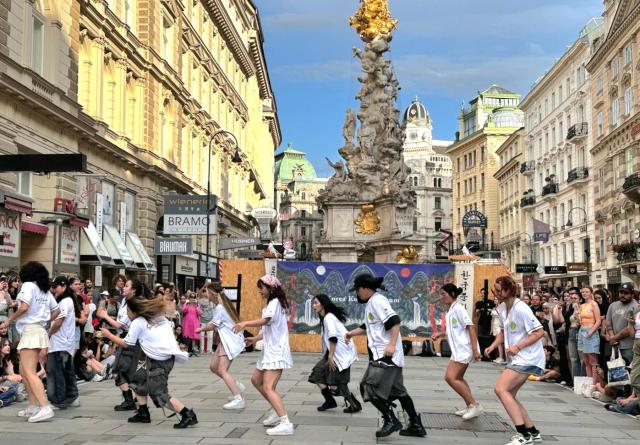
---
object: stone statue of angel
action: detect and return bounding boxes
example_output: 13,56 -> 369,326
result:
342,108 -> 357,144
326,157 -> 347,182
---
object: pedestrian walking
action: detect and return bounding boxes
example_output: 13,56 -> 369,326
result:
431,284 -> 482,420
308,293 -> 362,414
196,282 -> 246,410
485,276 -> 545,445
100,295 -> 197,428
233,275 -> 294,436
0,262 -> 59,423
345,273 -> 426,438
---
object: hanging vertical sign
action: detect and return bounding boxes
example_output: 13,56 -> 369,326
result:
96,193 -> 104,238
454,263 -> 475,319
120,202 -> 127,242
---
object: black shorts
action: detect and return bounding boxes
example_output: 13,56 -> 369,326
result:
129,356 -> 175,408
308,357 -> 351,387
360,360 -> 408,402
113,341 -> 142,387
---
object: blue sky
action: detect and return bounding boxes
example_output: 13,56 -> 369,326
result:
254,0 -> 604,177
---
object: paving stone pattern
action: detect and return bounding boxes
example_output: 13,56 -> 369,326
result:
0,353 -> 639,444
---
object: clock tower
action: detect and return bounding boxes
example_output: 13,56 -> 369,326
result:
403,97 -> 433,153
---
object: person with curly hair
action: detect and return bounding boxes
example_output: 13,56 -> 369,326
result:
0,261 -> 59,422
233,275 -> 293,436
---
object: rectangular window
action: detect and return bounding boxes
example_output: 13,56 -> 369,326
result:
31,13 -> 44,74
435,217 -> 442,232
16,172 -> 32,197
612,98 -> 620,125
434,197 -> 441,209
596,74 -> 603,93
612,57 -> 620,77
597,111 -> 603,136
613,155 -> 620,189
559,85 -> 563,102
625,87 -> 633,115
627,148 -> 634,176
599,225 -> 605,260
624,43 -> 633,66
599,167 -> 605,196
629,218 -> 635,242
301,226 -> 306,237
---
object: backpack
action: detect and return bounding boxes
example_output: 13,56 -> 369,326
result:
440,339 -> 452,358
421,340 -> 436,357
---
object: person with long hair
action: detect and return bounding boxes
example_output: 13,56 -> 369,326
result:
46,276 -> 81,409
0,261 -> 59,422
431,284 -> 482,420
308,293 -> 361,413
345,273 -> 426,439
96,277 -> 148,412
113,274 -> 127,301
578,286 -> 601,386
485,276 -> 545,445
100,295 -> 197,428
181,291 -> 201,355
233,275 -> 294,436
196,282 -> 246,409
567,287 -> 585,380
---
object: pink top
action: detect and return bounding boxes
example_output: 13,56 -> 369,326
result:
181,302 -> 202,340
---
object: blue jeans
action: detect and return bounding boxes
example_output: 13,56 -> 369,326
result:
568,327 -> 585,378
46,350 -> 78,407
0,385 -> 16,407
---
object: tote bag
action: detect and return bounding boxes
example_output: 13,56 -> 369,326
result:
607,347 -> 630,387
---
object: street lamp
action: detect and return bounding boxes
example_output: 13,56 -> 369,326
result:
206,129 -> 242,280
565,207 -> 590,262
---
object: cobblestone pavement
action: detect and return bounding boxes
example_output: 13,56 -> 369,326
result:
1,352 -> 639,444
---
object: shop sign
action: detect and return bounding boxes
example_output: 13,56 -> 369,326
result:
163,194 -> 216,235
0,209 -> 19,258
566,262 -> 589,272
454,263 -> 474,318
219,237 -> 259,251
607,268 -> 622,284
237,249 -> 262,259
175,256 -> 197,275
462,210 -> 487,228
59,225 -> 80,265
516,264 -> 538,273
545,266 -> 567,274
155,237 -> 193,255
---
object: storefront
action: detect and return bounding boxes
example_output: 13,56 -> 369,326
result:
52,223 -> 81,276
80,222 -> 115,289
0,190 -> 33,273
175,254 -> 199,294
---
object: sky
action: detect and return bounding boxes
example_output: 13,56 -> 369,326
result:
254,0 -> 604,177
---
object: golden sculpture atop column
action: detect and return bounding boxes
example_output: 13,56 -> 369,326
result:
349,0 -> 398,41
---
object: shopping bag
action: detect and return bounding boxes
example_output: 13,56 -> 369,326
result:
607,347 -> 630,387
573,376 -> 591,395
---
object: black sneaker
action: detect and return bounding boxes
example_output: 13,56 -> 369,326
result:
174,409 -> 198,429
375,413 -> 402,438
317,399 -> 338,411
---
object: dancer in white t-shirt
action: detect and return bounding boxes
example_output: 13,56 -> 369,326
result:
196,282 -> 246,410
0,261 -> 60,423
308,293 -> 362,414
431,284 -> 482,420
233,275 -> 293,436
485,276 -> 545,445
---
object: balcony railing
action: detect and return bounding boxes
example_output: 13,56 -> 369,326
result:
567,122 -> 588,140
541,183 -> 559,196
520,196 -> 536,207
623,172 -> 640,204
520,161 -> 536,174
567,167 -> 589,183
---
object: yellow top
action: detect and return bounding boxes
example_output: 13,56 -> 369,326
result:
349,0 -> 398,41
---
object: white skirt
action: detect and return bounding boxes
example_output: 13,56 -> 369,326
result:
17,324 -> 49,350
256,349 -> 292,370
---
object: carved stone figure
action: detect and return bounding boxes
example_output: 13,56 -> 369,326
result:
342,108 -> 357,144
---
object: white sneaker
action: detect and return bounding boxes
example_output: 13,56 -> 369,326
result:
266,420 -> 294,436
462,403 -> 483,420
228,381 -> 247,401
17,405 -> 39,418
493,358 -> 506,365
28,405 -> 54,423
262,409 -> 280,427
69,398 -> 80,407
223,397 -> 246,410
454,406 -> 469,416
505,433 -> 532,445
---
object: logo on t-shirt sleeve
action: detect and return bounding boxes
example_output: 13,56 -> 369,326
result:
367,312 -> 374,321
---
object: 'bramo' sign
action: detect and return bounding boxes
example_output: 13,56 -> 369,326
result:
163,194 -> 217,235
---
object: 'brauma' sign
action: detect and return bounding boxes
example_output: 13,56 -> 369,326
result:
155,237 -> 193,255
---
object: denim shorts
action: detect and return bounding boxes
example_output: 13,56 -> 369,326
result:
577,327 -> 600,353
507,363 -> 544,376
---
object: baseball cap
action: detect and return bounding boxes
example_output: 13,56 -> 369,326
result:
51,276 -> 69,287
100,290 -> 110,296
620,283 -> 635,292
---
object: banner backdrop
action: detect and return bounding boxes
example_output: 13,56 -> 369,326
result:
277,261 -> 454,337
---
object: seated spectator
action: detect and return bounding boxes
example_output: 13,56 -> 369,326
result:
531,345 -> 561,382
604,393 -> 639,415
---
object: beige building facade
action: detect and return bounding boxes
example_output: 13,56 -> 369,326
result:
520,17 -> 604,288
449,86 -> 524,257
0,0 -> 280,289
588,0 -> 640,291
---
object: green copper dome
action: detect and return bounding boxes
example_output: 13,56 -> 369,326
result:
274,143 -> 318,183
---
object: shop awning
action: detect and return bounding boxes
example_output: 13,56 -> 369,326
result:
126,232 -> 157,272
80,222 -> 115,266
1,194 -> 33,214
102,225 -> 136,269
21,220 -> 48,235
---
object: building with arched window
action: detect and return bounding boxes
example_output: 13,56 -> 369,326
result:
402,98 -> 453,262
0,1 -> 280,287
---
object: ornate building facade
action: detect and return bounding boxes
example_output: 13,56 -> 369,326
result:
402,98 -> 453,262
449,85 -> 524,257
0,0 -> 280,287
589,0 -> 640,291
274,145 -> 326,260
520,17 -> 604,288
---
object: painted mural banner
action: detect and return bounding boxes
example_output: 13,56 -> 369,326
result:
277,261 -> 455,337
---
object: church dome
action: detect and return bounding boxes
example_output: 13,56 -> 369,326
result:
274,143 -> 318,183
403,98 -> 430,123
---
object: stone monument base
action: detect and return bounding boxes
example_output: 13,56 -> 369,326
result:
316,198 -> 417,263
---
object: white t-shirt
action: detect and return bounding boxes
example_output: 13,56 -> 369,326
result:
260,298 -> 293,367
498,299 -> 545,370
49,297 -> 77,355
364,292 -> 404,367
124,316 -> 188,363
445,300 -> 477,363
15,282 -> 59,334
84,302 -> 96,334
209,304 -> 245,360
321,312 -> 357,372
635,312 -> 640,339
116,301 -> 131,334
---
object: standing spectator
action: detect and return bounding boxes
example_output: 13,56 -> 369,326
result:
490,306 -> 506,364
182,292 -> 202,355
605,283 -> 638,365
578,286 -> 601,385
521,294 -> 531,306
595,288 -> 610,370
552,292 -> 572,385
84,278 -> 100,306
628,303 -> 640,401
567,288 -> 585,379
198,289 -> 215,354
529,294 -> 543,314
0,276 -> 16,325
7,275 -> 20,344
112,274 -> 126,302
0,262 -> 59,422
474,288 -> 494,338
